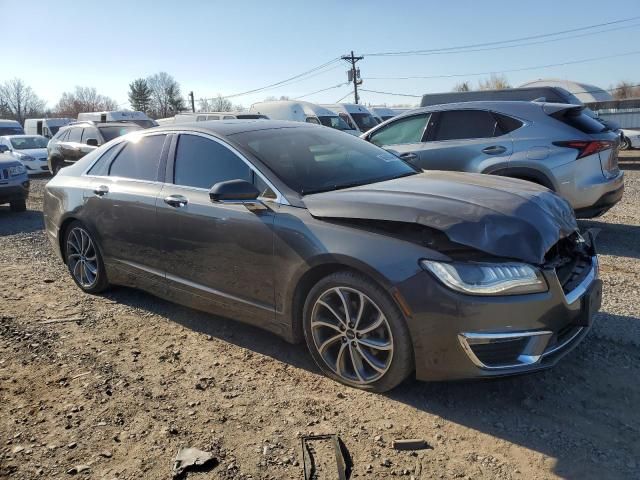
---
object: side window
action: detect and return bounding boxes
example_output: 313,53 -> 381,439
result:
493,113 -> 523,135
81,127 -> 100,144
432,110 -> 498,141
196,115 -> 206,121
68,127 -> 83,143
305,117 -> 321,125
108,134 -> 166,181
223,116 -> 235,120
369,114 -> 430,147
207,115 -> 220,120
86,144 -> 122,176
173,134 -> 252,189
339,113 -> 356,130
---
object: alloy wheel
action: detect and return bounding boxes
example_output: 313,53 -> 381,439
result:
67,227 -> 99,289
310,286 -> 394,385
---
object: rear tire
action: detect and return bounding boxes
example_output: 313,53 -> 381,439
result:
51,159 -> 64,175
10,199 -> 26,212
302,270 -> 414,392
63,221 -> 109,293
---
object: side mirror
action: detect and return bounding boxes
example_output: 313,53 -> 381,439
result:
86,138 -> 99,147
209,179 -> 260,202
0,145 -> 8,154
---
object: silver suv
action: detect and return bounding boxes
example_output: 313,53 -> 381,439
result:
361,101 -> 624,218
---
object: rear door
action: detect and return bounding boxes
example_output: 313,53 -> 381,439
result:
84,133 -> 170,287
417,109 -> 513,172
62,127 -> 84,164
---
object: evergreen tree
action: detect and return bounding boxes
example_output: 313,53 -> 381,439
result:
128,78 -> 152,113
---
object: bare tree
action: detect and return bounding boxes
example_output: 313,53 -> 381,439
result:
0,78 -> 46,124
611,81 -> 640,100
452,81 -> 471,92
53,87 -> 117,118
197,94 -> 233,112
477,74 -> 511,90
146,72 -> 185,118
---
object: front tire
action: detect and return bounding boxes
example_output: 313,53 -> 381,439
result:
64,221 -> 109,293
10,199 -> 26,212
302,271 -> 414,392
619,137 -> 631,151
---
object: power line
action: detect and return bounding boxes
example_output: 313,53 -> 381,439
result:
335,90 -> 353,103
362,15 -> 640,57
359,89 -> 421,98
295,83 -> 348,99
363,50 -> 640,80
214,57 -> 341,100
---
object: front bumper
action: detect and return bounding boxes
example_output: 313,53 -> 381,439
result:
0,181 -> 30,204
23,159 -> 50,175
397,256 -> 600,381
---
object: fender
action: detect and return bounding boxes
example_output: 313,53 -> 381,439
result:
484,166 -> 555,191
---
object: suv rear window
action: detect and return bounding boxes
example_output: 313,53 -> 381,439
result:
551,108 -> 608,134
99,125 -> 142,142
493,113 -> 523,134
433,110 -> 498,141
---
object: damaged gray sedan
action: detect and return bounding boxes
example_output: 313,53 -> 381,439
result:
43,121 -> 602,392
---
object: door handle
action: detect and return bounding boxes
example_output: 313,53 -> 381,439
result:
482,145 -> 507,155
93,185 -> 109,197
399,152 -> 418,161
164,194 -> 188,208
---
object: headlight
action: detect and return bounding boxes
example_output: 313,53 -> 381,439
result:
420,260 -> 547,295
9,165 -> 27,176
16,153 -> 35,162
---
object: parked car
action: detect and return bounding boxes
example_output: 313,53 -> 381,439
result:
619,128 -> 640,150
24,118 -> 73,139
47,121 -> 143,174
0,146 -> 29,211
0,135 -> 50,175
172,112 -> 268,123
361,101 -> 624,218
320,103 -> 379,133
368,106 -> 396,123
44,120 -> 601,392
0,119 -> 25,136
77,111 -> 157,128
249,100 -> 358,135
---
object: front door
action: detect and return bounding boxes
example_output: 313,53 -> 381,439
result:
157,133 -> 277,326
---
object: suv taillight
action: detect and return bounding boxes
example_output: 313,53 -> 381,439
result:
553,140 -> 614,159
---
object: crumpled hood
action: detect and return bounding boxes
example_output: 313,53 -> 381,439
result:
303,171 -> 578,264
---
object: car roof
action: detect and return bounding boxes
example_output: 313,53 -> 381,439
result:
404,100 -> 580,113
65,121 -> 144,128
148,119 -> 317,136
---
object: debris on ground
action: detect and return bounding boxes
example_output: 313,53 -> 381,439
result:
172,447 -> 218,479
301,434 -> 348,480
392,438 -> 431,451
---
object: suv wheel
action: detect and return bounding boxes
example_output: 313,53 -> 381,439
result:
51,159 -> 64,175
303,271 -> 414,392
10,199 -> 26,212
64,222 -> 109,293
620,137 -> 630,151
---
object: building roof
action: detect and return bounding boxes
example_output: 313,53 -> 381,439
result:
519,79 -> 612,103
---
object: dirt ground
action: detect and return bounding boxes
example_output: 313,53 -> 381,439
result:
1,163 -> 639,479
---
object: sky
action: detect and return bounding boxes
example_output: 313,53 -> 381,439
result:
2,0 -> 639,110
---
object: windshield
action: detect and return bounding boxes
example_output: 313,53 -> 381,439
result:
10,136 -> 48,149
231,126 -> 417,195
98,125 -> 142,142
350,112 -> 379,132
318,115 -> 352,131
0,127 -> 24,135
49,126 -> 61,135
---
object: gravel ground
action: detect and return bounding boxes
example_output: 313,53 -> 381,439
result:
1,167 -> 639,480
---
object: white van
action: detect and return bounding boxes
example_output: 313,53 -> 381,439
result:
319,103 -> 379,133
172,112 -> 269,123
24,118 -> 73,138
367,107 -> 396,123
248,101 -> 358,135
0,119 -> 24,136
77,111 -> 157,128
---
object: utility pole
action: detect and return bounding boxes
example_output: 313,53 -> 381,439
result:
188,91 -> 195,113
341,51 -> 363,104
